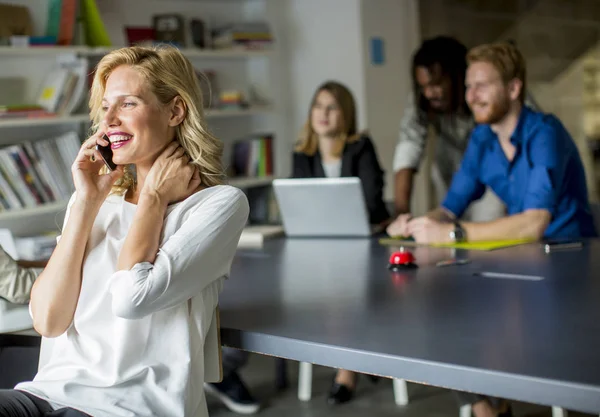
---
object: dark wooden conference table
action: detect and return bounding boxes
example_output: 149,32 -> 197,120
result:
219,237 -> 600,414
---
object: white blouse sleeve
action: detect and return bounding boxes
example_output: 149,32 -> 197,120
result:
108,188 -> 249,320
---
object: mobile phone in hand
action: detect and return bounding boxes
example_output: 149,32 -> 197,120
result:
95,135 -> 117,171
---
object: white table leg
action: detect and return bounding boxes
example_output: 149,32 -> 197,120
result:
297,362 -> 313,401
552,407 -> 568,417
392,378 -> 409,406
459,404 -> 472,417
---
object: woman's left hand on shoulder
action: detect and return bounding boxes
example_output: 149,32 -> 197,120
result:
142,141 -> 202,206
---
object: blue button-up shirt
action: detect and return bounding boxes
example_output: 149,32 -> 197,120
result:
442,106 -> 597,238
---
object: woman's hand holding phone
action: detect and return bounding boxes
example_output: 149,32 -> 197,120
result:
72,131 -> 124,202
141,141 -> 201,206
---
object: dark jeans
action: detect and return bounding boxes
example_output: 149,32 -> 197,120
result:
455,390 -> 503,408
0,346 -> 39,390
0,390 -> 89,417
221,347 -> 249,377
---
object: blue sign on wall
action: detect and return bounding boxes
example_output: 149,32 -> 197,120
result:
370,37 -> 385,65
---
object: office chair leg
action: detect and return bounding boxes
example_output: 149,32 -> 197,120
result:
459,404 -> 472,417
552,407 -> 568,417
392,378 -> 409,406
275,358 -> 288,390
297,361 -> 313,401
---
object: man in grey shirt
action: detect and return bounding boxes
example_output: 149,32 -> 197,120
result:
393,36 -> 506,221
0,246 -> 41,305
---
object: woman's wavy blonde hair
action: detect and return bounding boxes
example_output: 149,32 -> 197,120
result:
295,81 -> 360,157
89,45 -> 225,195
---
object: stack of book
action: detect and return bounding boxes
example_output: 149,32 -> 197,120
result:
15,233 -> 59,260
36,59 -> 88,115
230,133 -> 274,178
0,105 -> 55,120
0,131 -> 80,211
212,22 -> 273,50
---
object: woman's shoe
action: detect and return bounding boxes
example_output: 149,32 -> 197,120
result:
327,382 -> 354,405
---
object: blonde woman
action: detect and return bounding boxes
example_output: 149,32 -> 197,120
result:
293,81 -> 389,405
0,46 -> 249,417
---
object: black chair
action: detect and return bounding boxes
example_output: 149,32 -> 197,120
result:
0,334 -> 41,388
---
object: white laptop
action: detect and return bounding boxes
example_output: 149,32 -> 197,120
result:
272,177 -> 374,237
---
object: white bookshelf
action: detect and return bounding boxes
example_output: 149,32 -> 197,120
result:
0,200 -> 69,222
0,0 -> 285,237
0,200 -> 69,237
0,46 -> 272,59
229,175 -> 275,188
0,106 -> 272,129
0,176 -> 275,222
0,114 -> 90,129
206,105 -> 272,118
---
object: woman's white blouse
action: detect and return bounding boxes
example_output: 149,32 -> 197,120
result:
16,185 -> 249,417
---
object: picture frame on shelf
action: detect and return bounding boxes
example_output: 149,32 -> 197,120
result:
152,14 -> 185,47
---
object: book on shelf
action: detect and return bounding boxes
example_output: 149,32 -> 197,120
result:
36,57 -> 88,115
212,22 -> 273,50
230,133 -> 273,179
0,105 -> 55,119
15,233 -> 59,260
0,228 -> 57,261
0,131 -> 80,212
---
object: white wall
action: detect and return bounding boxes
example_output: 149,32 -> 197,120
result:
278,0 -> 420,200
360,0 -> 420,201
280,0 -> 366,147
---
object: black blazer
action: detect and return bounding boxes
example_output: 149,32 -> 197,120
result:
292,135 -> 390,224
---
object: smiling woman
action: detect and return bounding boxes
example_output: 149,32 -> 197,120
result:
88,46 -> 227,198
0,46 -> 249,417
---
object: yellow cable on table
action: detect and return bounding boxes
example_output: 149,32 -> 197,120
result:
379,237 -> 535,251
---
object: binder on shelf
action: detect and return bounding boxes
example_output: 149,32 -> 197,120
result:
81,0 -> 111,47
58,0 -> 77,46
46,0 -> 63,40
231,133 -> 273,178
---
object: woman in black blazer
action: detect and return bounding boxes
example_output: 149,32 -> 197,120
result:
292,81 -> 390,405
292,81 -> 390,226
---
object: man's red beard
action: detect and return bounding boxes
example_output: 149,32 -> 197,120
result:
471,96 -> 510,124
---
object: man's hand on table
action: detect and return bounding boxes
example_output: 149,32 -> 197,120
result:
386,213 -> 453,244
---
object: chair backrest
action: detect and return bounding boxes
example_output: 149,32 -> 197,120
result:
38,306 -> 223,383
591,203 -> 600,235
204,307 -> 222,383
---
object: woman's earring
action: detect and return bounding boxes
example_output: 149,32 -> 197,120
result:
90,155 -> 96,162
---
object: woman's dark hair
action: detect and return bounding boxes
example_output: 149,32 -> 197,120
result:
412,36 -> 470,119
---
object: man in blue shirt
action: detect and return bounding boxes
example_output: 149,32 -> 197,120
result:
388,41 -> 597,417
387,42 -> 596,243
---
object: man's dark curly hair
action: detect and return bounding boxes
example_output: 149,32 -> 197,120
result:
412,36 -> 470,119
